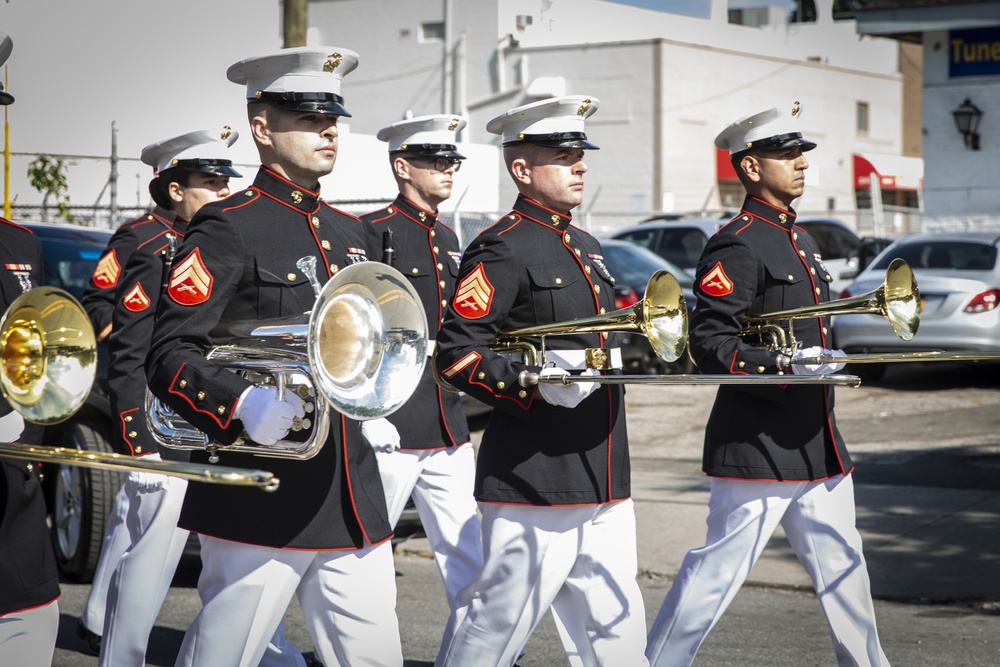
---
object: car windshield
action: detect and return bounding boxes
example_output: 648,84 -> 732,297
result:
601,242 -> 695,288
35,234 -> 107,299
871,240 -> 998,272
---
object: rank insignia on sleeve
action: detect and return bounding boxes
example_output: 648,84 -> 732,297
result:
168,248 -> 214,305
453,263 -> 493,319
442,351 -> 481,379
122,282 -> 151,312
700,261 -> 734,297
91,249 -> 121,289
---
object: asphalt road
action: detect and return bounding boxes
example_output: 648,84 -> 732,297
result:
48,360 -> 1000,666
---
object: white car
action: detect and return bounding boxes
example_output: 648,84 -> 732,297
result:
832,233 -> 1000,381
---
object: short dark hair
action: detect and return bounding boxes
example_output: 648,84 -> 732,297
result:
148,166 -> 193,210
730,151 -> 754,188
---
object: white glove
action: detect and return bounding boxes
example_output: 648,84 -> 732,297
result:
536,367 -> 599,409
791,346 -> 848,375
362,418 -> 401,453
0,410 -> 24,443
235,385 -> 305,446
127,453 -> 168,493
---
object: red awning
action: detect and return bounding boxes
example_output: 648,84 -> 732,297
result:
853,153 -> 923,191
716,148 -> 738,182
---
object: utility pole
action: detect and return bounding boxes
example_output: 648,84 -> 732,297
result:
284,0 -> 308,47
109,121 -> 118,228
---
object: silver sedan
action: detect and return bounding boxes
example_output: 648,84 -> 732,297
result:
832,232 -> 1000,380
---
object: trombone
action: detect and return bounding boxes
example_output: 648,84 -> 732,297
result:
0,286 -> 278,491
434,270 -> 859,389
738,258 -> 1000,367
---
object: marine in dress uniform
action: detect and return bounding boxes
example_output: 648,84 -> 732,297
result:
145,47 -> 403,667
95,129 -> 303,667
645,101 -> 889,667
0,32 -> 61,666
75,133 -> 181,654
362,114 -> 483,613
434,96 -> 648,667
73,129 -> 242,655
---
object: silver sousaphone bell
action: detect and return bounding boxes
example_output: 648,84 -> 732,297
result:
147,261 -> 428,461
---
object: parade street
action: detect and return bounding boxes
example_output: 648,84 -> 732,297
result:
52,361 -> 1000,666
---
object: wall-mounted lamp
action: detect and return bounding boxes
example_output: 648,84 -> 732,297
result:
952,98 -> 983,150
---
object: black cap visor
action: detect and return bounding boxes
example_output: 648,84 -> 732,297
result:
747,132 -> 816,153
391,143 -> 466,160
171,159 -> 242,178
254,91 -> 351,117
504,132 -> 599,150
0,84 -> 14,106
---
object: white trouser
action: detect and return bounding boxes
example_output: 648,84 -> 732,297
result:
175,535 -> 402,667
91,475 -> 304,667
375,443 -> 483,610
646,474 -> 890,667
436,499 -> 649,667
0,599 -> 59,667
99,475 -> 190,667
82,479 -> 135,635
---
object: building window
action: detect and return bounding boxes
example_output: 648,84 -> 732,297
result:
856,101 -> 870,135
420,21 -> 444,42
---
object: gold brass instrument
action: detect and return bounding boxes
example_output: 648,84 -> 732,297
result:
0,442 -> 279,491
738,257 -> 1000,367
0,286 -> 278,491
494,269 -> 689,366
738,258 -> 920,358
432,270 -> 858,389
147,262 -> 428,462
1,286 -> 96,424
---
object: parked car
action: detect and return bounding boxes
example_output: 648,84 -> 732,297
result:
612,213 -> 879,295
832,233 -> 1000,381
22,221 -> 118,581
611,215 -> 728,274
599,238 -> 697,374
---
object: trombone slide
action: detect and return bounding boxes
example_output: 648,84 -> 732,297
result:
793,350 -> 1000,365
518,371 -> 861,388
0,442 -> 279,492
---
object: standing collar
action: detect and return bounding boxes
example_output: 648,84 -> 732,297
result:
741,195 -> 797,230
253,166 -> 321,213
512,194 -> 573,230
392,195 -> 438,227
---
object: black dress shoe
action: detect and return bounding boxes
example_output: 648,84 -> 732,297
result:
76,618 -> 102,656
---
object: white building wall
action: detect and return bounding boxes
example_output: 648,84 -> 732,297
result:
306,0 -> 908,233
921,29 -> 1000,227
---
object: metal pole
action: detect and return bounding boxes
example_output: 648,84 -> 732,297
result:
3,63 -> 9,220
457,30 -> 468,140
442,0 -> 452,114
109,121 -> 118,228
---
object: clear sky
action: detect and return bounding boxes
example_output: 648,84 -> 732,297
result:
2,0 -> 282,208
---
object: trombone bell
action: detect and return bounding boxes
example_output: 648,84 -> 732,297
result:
739,259 -> 920,354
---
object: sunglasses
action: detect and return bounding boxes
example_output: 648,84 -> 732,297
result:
405,156 -> 463,172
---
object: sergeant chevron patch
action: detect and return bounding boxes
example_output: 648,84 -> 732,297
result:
168,248 -> 214,305
91,249 -> 121,288
454,263 -> 493,319
700,261 -> 734,297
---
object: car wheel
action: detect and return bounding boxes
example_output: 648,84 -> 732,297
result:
48,417 -> 122,583
849,362 -> 887,383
